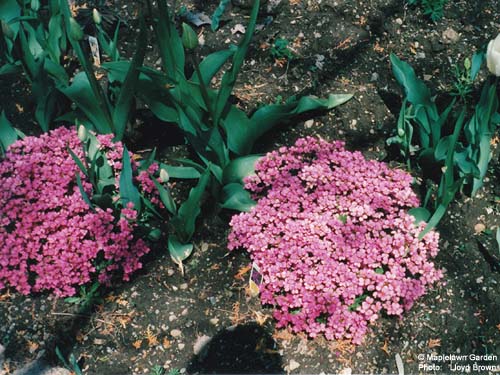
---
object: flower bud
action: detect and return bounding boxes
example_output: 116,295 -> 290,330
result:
1,20 -> 14,40
77,124 -> 88,142
92,8 -> 102,25
181,22 -> 198,50
31,0 -> 40,12
486,33 -> 500,76
397,128 -> 405,137
69,17 -> 84,41
159,168 -> 169,183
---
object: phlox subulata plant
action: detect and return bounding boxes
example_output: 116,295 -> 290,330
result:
228,137 -> 443,344
0,127 -> 165,297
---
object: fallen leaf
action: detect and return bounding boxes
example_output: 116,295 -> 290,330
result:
0,289 -> 12,301
273,329 -> 294,341
234,265 -> 251,280
145,327 -> 159,347
116,315 -> 132,329
381,339 -> 389,355
253,311 -> 271,326
474,223 -> 486,234
274,58 -> 286,68
428,338 -> 441,348
27,340 -> 39,353
132,339 -> 142,349
116,298 -> 129,306
162,337 -> 171,349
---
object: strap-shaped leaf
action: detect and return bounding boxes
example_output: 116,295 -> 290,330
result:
213,0 -> 260,126
59,0 -> 113,132
220,183 -> 256,212
59,72 -> 113,134
190,48 -> 235,85
75,172 -> 95,211
119,146 -> 141,212
170,168 -> 210,242
390,53 -> 433,107
168,235 -> 193,275
0,111 -> 18,153
147,0 -> 185,79
223,94 -> 352,155
67,146 -> 88,177
409,207 -> 431,224
222,154 -> 261,184
112,15 -> 147,141
150,174 -> 177,215
160,163 -> 201,179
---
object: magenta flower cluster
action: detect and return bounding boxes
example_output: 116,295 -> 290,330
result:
228,137 -> 442,344
0,126 -> 160,297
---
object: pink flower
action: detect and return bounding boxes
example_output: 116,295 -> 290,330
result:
228,137 -> 442,344
0,126 -> 166,297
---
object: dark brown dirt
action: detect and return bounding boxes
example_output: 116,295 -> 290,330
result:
1,0 -> 499,374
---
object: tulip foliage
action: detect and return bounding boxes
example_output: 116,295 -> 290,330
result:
102,0 -> 352,270
388,53 -> 500,236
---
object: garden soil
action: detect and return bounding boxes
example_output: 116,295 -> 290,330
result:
0,0 -> 499,374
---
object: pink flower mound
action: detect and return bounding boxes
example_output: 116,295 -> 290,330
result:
0,127 -> 152,297
228,137 -> 442,344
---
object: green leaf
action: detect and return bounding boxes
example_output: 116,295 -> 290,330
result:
168,235 -> 193,274
409,207 -> 431,224
170,168 -> 210,242
119,146 -> 141,212
139,148 -> 157,172
112,15 -> 147,141
147,0 -> 185,79
0,62 -> 22,75
181,22 -> 198,50
0,0 -> 20,34
67,146 -> 88,177
224,94 -> 352,155
59,72 -> 113,134
213,0 -> 260,126
419,204 -> 447,239
150,175 -> 177,215
222,155 -> 261,185
75,172 -> 95,210
390,53 -> 432,106
159,163 -> 201,179
47,13 -> 63,62
0,110 -> 18,153
44,58 -> 68,85
148,102 -> 178,123
470,51 -> 484,81
211,0 -> 230,31
220,183 -> 256,212
191,48 -> 235,85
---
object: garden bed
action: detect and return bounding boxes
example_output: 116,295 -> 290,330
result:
0,0 -> 499,374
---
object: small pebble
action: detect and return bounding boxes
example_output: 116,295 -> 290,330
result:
171,329 -> 182,338
209,318 -> 219,325
304,120 -> 314,128
289,359 -> 300,371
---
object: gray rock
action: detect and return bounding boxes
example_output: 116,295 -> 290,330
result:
12,359 -> 71,375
